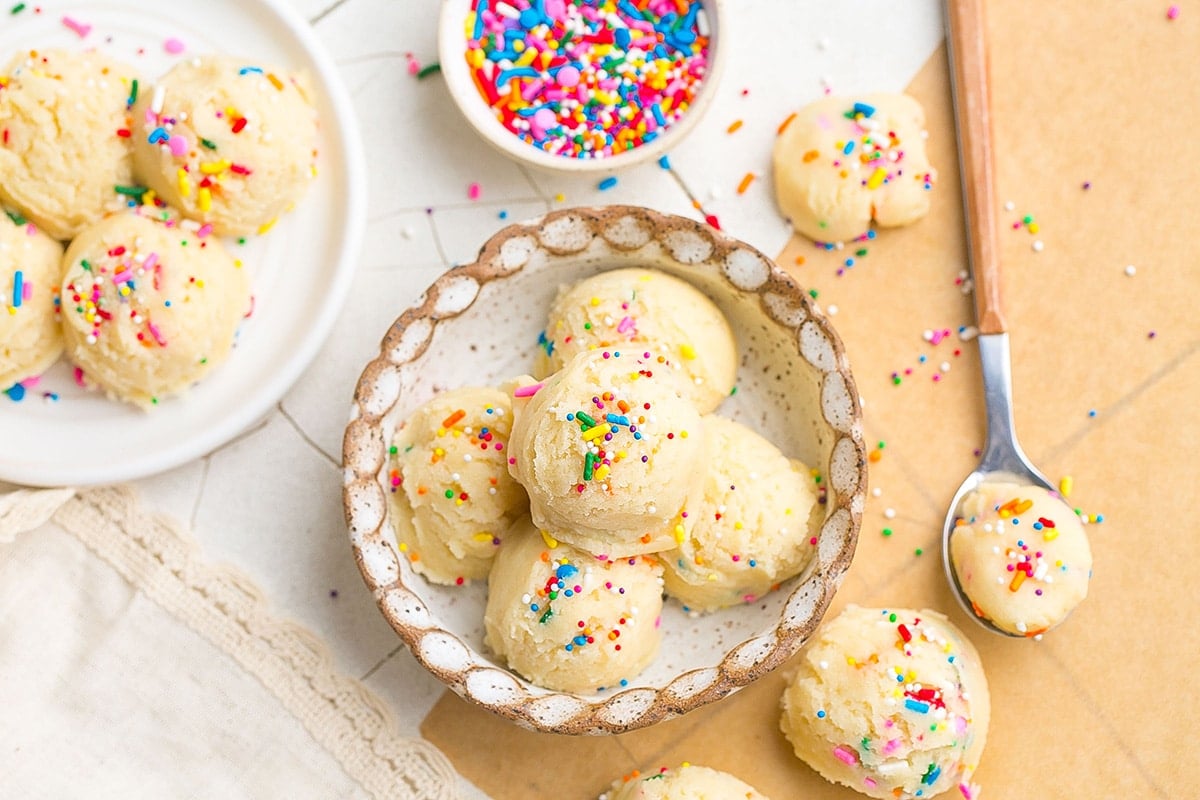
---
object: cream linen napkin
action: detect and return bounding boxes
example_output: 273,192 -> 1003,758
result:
0,486 -> 458,799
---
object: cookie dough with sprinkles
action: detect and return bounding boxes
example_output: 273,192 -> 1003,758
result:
780,606 -> 989,800
59,209 -> 250,408
0,49 -> 140,241
536,267 -> 738,413
773,94 -> 934,243
507,348 -> 706,558
603,762 -> 772,800
659,415 -> 821,612
388,385 -> 528,585
131,56 -> 318,236
0,212 -> 64,391
483,514 -> 664,693
950,482 -> 1092,636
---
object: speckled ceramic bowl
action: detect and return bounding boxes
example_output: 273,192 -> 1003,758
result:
343,206 -> 866,734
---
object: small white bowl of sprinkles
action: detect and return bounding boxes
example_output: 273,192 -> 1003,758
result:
437,0 -> 726,172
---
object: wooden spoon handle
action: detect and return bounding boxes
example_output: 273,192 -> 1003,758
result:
946,0 -> 1005,335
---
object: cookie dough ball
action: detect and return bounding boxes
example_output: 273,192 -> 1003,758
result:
508,350 -> 706,557
536,269 -> 737,413
131,56 -> 318,236
950,482 -> 1091,636
483,515 -> 664,693
774,94 -> 932,243
604,763 -> 771,800
1,214 -> 64,390
780,606 -> 989,800
59,211 -> 250,407
389,386 -> 527,585
0,49 -> 139,240
660,416 -> 821,612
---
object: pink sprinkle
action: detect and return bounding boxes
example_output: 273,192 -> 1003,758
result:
143,252 -> 159,271
25,223 -> 37,236
113,269 -> 133,284
164,37 -> 186,55
864,778 -> 877,789
1168,5 -> 1180,19
147,322 -> 167,347
616,315 -> 635,334
19,375 -> 40,389
833,746 -> 858,766
406,53 -> 421,75
513,382 -> 544,398
468,182 -> 481,201
21,281 -> 32,301
168,135 -> 189,157
196,224 -> 214,238
62,16 -> 91,38
959,783 -> 976,800
882,738 -> 901,755
73,367 -> 87,388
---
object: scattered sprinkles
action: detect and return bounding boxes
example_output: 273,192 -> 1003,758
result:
463,0 -> 711,160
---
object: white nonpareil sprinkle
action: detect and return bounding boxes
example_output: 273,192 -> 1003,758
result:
1124,264 -> 1137,276
884,508 -> 896,519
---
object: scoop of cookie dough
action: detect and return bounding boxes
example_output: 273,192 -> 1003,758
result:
950,481 -> 1091,636
389,385 -> 527,584
0,214 -> 64,389
131,56 -> 318,236
604,763 -> 771,800
780,606 -> 989,800
660,415 -> 821,612
508,349 -> 706,557
774,94 -> 932,243
59,210 -> 250,407
483,515 -> 664,693
536,268 -> 738,413
0,49 -> 139,240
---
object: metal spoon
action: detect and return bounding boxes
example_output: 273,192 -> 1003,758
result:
941,0 -> 1054,637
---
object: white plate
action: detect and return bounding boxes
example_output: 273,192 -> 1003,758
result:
0,0 -> 366,487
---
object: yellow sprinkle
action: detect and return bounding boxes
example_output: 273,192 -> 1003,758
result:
674,525 -> 686,543
679,343 -> 696,360
847,656 -> 858,666
1043,529 -> 1060,542
1059,476 -> 1073,498
594,464 -> 610,481
267,72 -> 284,91
590,296 -> 601,306
680,430 -> 689,439
734,521 -> 743,530
1028,222 -> 1040,234
554,193 -> 565,203
866,167 -> 888,190
200,160 -> 231,175
7,307 -> 16,316
177,168 -> 191,197
540,530 -> 558,549
582,424 -> 608,442
398,542 -> 408,552
473,532 -> 493,542
198,187 -> 212,212
257,218 -> 278,235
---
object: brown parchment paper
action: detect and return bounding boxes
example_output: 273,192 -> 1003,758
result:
422,2 -> 1198,797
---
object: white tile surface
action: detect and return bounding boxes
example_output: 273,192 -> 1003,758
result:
121,0 -> 946,792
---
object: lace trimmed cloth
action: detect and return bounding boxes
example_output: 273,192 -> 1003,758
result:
0,486 -> 458,799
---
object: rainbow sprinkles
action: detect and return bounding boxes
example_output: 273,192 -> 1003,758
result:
464,0 -> 711,159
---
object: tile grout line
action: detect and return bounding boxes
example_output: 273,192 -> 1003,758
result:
368,198 -> 548,224
424,214 -> 454,268
359,642 -> 406,682
1039,645 -> 1171,798
1038,336 -> 1200,464
309,0 -> 351,26
188,456 -> 212,532
276,403 -> 341,469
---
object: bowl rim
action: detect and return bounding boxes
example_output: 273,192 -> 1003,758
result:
435,0 -> 728,174
342,205 -> 866,734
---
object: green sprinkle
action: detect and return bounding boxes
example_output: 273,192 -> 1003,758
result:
416,62 -> 442,79
151,397 -> 159,405
583,322 -> 592,330
809,289 -> 819,299
11,3 -> 26,14
892,375 -> 902,385
856,248 -> 868,257
729,386 -> 738,396
444,489 -> 454,499
575,411 -> 596,428
889,613 -> 897,622
914,548 -> 924,556
127,78 -> 138,107
5,209 -> 26,226
114,184 -> 147,196
238,237 -> 247,245
199,357 -> 208,365
80,259 -> 92,272
882,528 -> 893,537
389,445 -> 398,455
1022,215 -> 1033,224
583,451 -> 597,481
539,607 -> 554,624
200,137 -> 218,150
877,440 -> 886,449
404,444 -> 414,453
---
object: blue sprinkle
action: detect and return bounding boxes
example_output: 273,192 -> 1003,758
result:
619,678 -> 628,687
632,432 -> 642,440
1033,521 -> 1044,530
147,127 -> 169,144
1095,514 -> 1104,523
238,66 -> 264,75
519,7 -> 541,28
918,355 -> 927,363
657,154 -> 672,170
1088,409 -> 1097,418
651,103 -> 666,127
13,269 -> 23,308
904,698 -> 930,714
922,765 -> 941,785
5,384 -> 26,402
843,140 -> 855,155
566,412 -> 575,421
597,176 -> 618,191
164,300 -> 172,308
615,27 -> 632,49
748,559 -> 757,567
563,589 -> 574,597
605,413 -> 630,426
816,709 -> 826,718
867,230 -> 877,239
573,635 -> 587,646
853,101 -> 876,117
564,643 -> 573,652
844,258 -> 854,267
498,210 -> 508,219
556,563 -> 577,579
